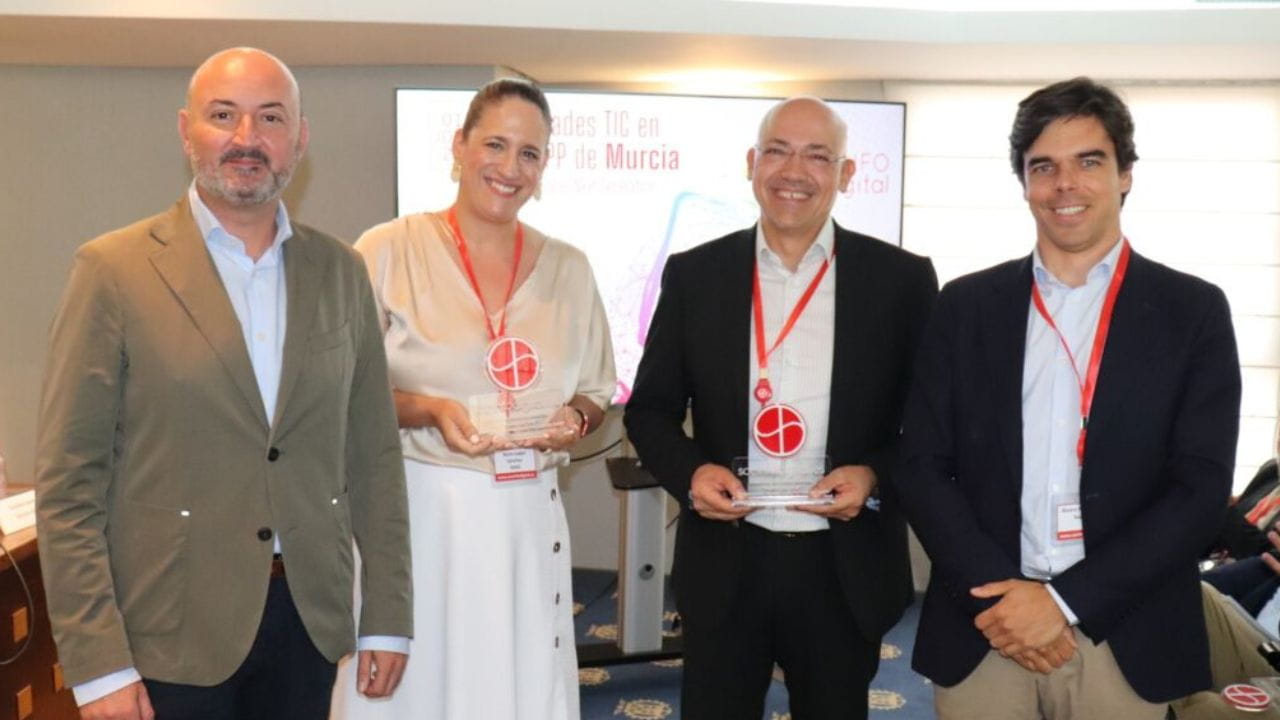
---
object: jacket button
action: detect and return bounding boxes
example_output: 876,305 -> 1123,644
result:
257,527 -> 273,541
550,489 -> 558,501
553,541 -> 561,553
267,447 -> 280,462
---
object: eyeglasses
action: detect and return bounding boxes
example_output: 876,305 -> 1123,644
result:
754,144 -> 845,170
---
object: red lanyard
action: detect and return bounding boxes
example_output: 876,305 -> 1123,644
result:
1030,240 -> 1131,466
446,207 -> 523,341
751,249 -> 833,404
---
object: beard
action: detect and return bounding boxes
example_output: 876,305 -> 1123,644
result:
189,145 -> 300,208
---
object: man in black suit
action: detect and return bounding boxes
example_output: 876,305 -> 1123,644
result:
897,77 -> 1241,719
624,96 -> 937,719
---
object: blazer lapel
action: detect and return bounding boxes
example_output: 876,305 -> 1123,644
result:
720,229 -> 755,454
271,229 -> 320,433
1079,251 -> 1159,479
148,198 -> 269,431
826,228 -> 865,453
980,256 -> 1032,490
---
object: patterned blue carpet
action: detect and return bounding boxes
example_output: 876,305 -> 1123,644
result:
572,569 -> 936,720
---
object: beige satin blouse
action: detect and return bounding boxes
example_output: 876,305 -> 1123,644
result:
355,212 -> 617,473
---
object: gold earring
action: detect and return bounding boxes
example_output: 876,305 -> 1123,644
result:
450,161 -> 461,183
533,182 -> 542,201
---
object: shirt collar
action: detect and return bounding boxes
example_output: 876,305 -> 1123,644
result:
1032,235 -> 1125,290
755,218 -> 836,271
187,181 -> 293,261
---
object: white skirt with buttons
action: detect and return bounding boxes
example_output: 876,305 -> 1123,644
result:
332,458 -> 579,720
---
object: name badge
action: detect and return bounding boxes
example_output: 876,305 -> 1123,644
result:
1056,502 -> 1083,542
493,448 -> 538,485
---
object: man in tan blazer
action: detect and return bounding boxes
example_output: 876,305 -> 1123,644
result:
35,48 -> 412,720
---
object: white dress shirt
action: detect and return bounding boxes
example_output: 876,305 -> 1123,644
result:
1021,237 -> 1126,624
745,220 -> 837,533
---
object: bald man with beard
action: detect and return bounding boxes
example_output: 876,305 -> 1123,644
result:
35,48 -> 411,720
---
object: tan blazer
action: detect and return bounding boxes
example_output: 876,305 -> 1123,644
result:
35,197 -> 412,688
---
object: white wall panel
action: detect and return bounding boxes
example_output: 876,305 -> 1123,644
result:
1123,86 -> 1280,162
1128,160 -> 1280,214
1236,317 -> 1280,369
1123,212 -> 1280,266
1243,368 -> 1280,419
1193,266 -> 1280,317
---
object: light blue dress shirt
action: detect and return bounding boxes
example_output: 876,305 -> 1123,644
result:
190,183 -> 291,430
1021,237 -> 1126,625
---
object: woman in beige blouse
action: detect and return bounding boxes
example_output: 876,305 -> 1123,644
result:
334,79 -> 616,720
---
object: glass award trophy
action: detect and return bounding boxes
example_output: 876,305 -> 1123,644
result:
730,453 -> 834,508
469,387 -> 567,444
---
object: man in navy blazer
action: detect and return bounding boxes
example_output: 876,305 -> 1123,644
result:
897,77 -> 1241,719
625,97 -> 936,719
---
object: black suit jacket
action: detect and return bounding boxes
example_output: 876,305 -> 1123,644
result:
896,248 -> 1241,702
624,224 -> 937,639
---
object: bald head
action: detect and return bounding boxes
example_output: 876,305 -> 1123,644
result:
757,96 -> 848,152
186,47 -> 301,114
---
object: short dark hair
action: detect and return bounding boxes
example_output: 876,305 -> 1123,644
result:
461,77 -> 552,139
1009,77 -> 1137,187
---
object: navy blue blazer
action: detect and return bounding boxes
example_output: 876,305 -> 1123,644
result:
896,248 -> 1241,702
624,224 -> 937,639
